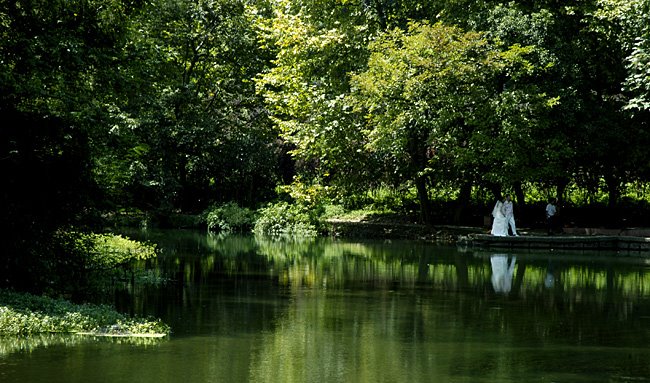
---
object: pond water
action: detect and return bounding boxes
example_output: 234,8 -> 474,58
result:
2,230 -> 650,383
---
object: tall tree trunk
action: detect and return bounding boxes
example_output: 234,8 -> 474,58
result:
407,123 -> 430,224
513,182 -> 526,226
415,175 -> 431,224
453,181 -> 472,224
487,182 -> 502,202
604,173 -> 620,227
604,173 -> 619,209
513,182 -> 525,208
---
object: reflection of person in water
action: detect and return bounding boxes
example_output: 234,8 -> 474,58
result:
544,262 -> 555,288
490,254 -> 517,293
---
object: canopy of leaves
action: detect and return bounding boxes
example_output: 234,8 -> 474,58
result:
350,21 -> 557,193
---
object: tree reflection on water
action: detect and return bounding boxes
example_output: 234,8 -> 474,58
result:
5,230 -> 650,382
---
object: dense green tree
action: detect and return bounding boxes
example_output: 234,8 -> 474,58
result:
96,0 -> 279,213
255,0 -> 379,199
2,0 -> 650,272
464,1 -> 644,207
350,21 -> 555,222
591,0 -> 650,112
585,0 -> 650,205
0,0 -> 132,289
476,4 -> 569,198
0,0 -> 279,290
544,1 -> 642,207
255,0 -> 486,203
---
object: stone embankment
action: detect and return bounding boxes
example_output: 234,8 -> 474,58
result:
324,219 -> 481,243
325,219 -> 650,253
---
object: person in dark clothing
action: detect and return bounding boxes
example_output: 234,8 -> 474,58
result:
546,199 -> 558,235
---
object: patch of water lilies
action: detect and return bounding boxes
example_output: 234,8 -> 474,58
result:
0,289 -> 170,336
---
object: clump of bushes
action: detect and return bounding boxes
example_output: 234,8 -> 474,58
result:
204,202 -> 255,233
89,233 -> 157,269
320,204 -> 346,220
253,201 -> 318,237
0,289 -> 169,336
44,231 -> 158,298
251,180 -> 333,237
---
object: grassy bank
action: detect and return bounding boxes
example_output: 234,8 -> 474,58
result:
0,289 -> 170,337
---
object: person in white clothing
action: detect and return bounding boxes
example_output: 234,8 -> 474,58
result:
491,199 -> 508,236
503,195 -> 518,236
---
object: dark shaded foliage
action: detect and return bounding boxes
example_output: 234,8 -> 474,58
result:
0,107 -> 97,292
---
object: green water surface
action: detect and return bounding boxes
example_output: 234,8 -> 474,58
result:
2,230 -> 650,383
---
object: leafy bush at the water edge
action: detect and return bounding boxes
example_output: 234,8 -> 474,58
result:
253,202 -> 318,237
204,202 -> 255,233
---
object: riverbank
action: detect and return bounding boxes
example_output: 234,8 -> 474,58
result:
107,209 -> 650,248
0,289 -> 170,337
461,233 -> 650,252
324,217 -> 650,246
324,218 -> 483,243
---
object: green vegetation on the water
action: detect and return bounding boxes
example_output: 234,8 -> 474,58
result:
0,233 -> 167,337
0,289 -> 170,336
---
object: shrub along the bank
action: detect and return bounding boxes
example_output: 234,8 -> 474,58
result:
205,202 -> 255,233
0,289 -> 169,336
253,201 -> 318,237
46,231 -> 158,298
